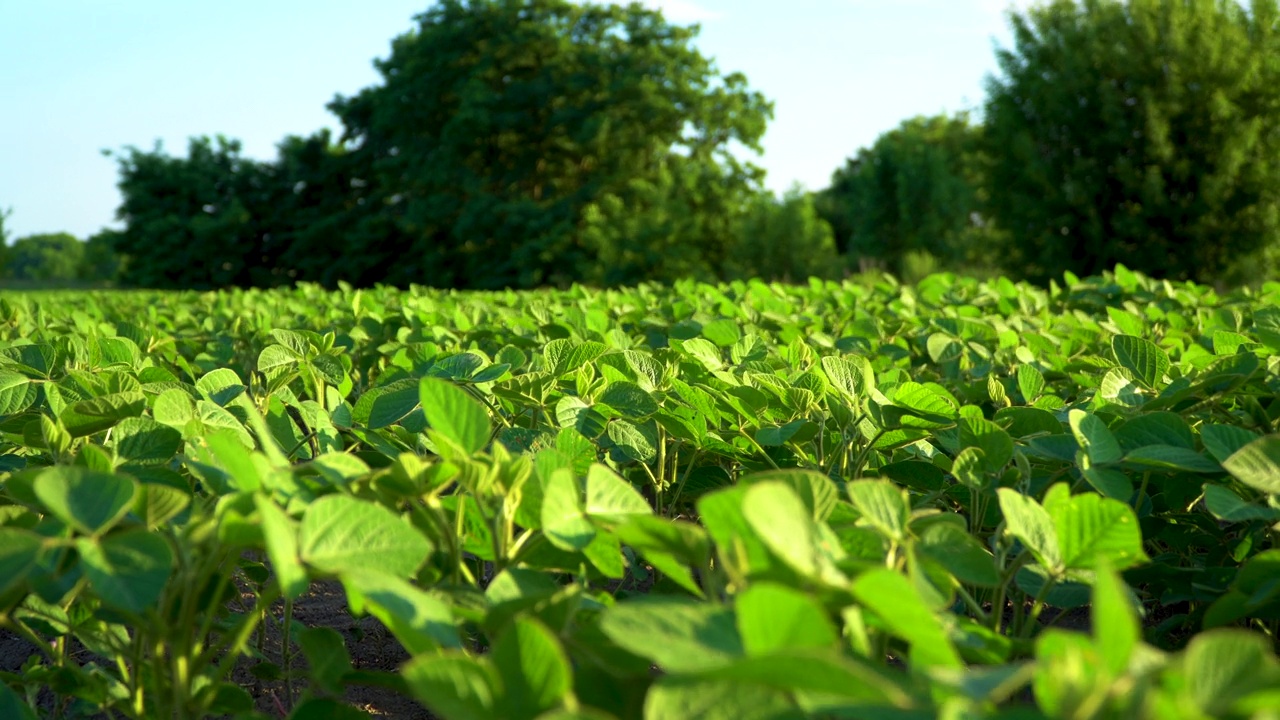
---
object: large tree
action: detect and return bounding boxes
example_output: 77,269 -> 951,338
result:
984,0 -> 1280,284
816,114 -> 997,276
327,0 -> 773,289
110,136 -> 280,289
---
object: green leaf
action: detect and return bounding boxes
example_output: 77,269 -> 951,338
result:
598,596 -> 743,672
597,381 -> 658,419
1122,445 -> 1221,474
1091,563 -> 1138,677
1068,409 -> 1123,465
851,567 -> 963,669
300,495 -> 431,578
584,464 -> 652,522
256,497 -> 308,600
1047,488 -> 1148,571
606,418 -> 658,464
60,391 -> 147,437
541,468 -> 595,551
739,469 -> 839,522
997,488 -> 1061,571
133,483 -> 190,528
492,618 -> 572,720
643,678 -> 799,720
112,416 -> 182,465
820,355 -> 871,404
402,654 -> 498,720
420,377 -> 491,454
77,530 -> 173,614
257,343 -> 301,379
680,338 -> 724,371
1201,483 -> 1280,523
735,583 -> 837,656
152,387 -> 196,428
0,527 -> 42,595
917,520 -> 1000,587
297,628 -> 353,697
692,648 -> 912,705
742,482 -> 845,586
883,382 -> 957,429
1222,435 -> 1280,494
1111,334 -> 1169,389
996,406 -> 1063,438
960,416 -> 1014,473
1184,630 -> 1280,717
846,479 -> 909,542
0,683 -> 37,720
1201,424 -> 1261,465
1017,364 -> 1045,402
33,466 -> 137,535
359,379 -> 420,429
340,569 -> 461,654
0,371 -> 36,414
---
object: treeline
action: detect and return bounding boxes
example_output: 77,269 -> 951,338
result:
27,0 -> 1280,289
0,211 -> 119,285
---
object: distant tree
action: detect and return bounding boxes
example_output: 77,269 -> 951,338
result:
984,0 -> 1280,284
0,207 -> 11,271
326,0 -> 773,289
109,136 -> 278,289
724,187 -> 841,281
80,229 -> 126,282
5,233 -> 84,282
816,114 -> 998,276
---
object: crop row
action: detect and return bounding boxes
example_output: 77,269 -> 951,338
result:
1,267 -> 1279,718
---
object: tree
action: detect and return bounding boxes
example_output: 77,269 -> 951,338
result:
816,114 -> 998,276
81,229 -> 126,283
109,136 -> 279,289
5,233 -> 85,282
326,0 -> 772,289
724,187 -> 842,282
983,0 -> 1280,284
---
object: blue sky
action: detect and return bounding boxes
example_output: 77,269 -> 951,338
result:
0,1 -> 1028,239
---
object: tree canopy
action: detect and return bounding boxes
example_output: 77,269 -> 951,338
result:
983,0 -> 1280,284
109,0 -> 777,290
817,113 -> 998,275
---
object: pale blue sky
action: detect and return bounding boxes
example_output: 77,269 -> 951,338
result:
0,0 -> 1028,239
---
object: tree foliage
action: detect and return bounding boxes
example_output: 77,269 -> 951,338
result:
984,0 -> 1280,284
817,114 -> 998,276
725,187 -> 841,282
110,136 -> 278,289
4,233 -> 85,282
109,0 -> 774,290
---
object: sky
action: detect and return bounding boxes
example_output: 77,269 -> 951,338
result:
0,0 -> 1031,240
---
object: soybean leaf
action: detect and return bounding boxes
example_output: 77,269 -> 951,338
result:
61,391 -> 147,437
1069,410 -> 1123,465
77,531 -> 173,614
584,464 -> 652,522
300,495 -> 431,578
33,466 -> 137,536
735,583 -> 837,656
851,568 -> 963,669
1112,335 -> 1169,389
341,569 -> 461,654
402,654 -> 498,720
420,377 -> 491,455
598,596 -> 742,672
1222,435 -> 1280,494
492,618 -> 572,719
